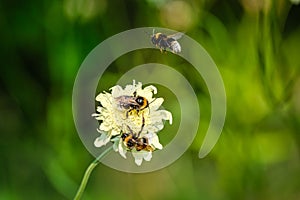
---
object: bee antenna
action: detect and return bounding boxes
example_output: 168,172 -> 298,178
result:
126,125 -> 133,134
147,98 -> 158,115
149,98 -> 157,105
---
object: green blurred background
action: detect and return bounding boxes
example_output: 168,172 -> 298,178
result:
1,0 -> 300,199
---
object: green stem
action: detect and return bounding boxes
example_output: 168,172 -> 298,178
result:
74,146 -> 113,200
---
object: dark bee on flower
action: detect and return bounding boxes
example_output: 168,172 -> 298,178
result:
121,118 -> 154,152
121,132 -> 154,152
114,91 -> 149,117
151,29 -> 183,54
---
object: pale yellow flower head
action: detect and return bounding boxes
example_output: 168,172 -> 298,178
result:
92,81 -> 172,165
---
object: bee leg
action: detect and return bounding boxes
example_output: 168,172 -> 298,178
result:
136,108 -> 143,117
126,125 -> 134,134
126,109 -> 132,118
164,47 -> 168,54
137,113 -> 145,138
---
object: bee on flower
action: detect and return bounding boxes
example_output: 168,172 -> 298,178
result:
92,81 -> 172,166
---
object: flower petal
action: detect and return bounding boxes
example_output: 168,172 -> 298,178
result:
111,136 -> 120,151
111,85 -> 124,98
124,81 -> 141,95
132,153 -> 144,166
149,98 -> 164,111
113,141 -> 119,151
151,110 -> 173,125
94,134 -> 111,147
136,85 -> 157,100
111,128 -> 121,136
132,150 -> 153,165
96,93 -> 112,108
147,133 -> 163,149
99,121 -> 112,131
143,151 -> 152,161
145,85 -> 157,94
118,140 -> 127,158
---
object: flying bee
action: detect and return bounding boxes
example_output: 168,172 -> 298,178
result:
151,29 -> 183,54
114,91 -> 149,117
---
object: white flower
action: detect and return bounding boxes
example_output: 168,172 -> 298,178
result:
92,81 -> 172,165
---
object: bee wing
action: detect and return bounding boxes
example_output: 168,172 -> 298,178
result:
115,96 -> 139,109
167,32 -> 184,40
